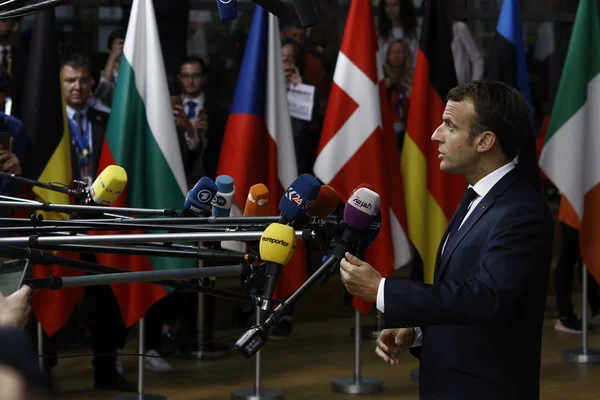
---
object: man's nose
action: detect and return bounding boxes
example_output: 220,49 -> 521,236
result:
431,125 -> 443,143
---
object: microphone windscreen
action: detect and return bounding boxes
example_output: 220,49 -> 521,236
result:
356,209 -> 381,245
259,223 -> 296,265
279,173 -> 321,221
291,0 -> 316,27
306,185 -> 339,218
244,183 -> 270,217
90,165 -> 127,206
212,175 -> 235,217
343,187 -> 380,230
184,177 -> 218,215
215,0 -> 237,20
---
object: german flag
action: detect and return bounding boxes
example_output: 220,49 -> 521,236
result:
19,10 -> 83,337
484,0 -> 540,191
401,0 -> 465,284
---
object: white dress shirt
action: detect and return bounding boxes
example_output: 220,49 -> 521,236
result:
376,161 -> 516,347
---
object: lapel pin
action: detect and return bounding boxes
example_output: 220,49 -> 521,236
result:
481,204 -> 486,209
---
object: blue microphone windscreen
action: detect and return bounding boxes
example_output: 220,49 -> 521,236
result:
185,177 -> 218,214
215,175 -> 234,193
216,0 -> 237,20
278,174 -> 321,221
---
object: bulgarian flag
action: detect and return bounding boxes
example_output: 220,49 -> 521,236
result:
539,0 -> 600,284
96,0 -> 196,326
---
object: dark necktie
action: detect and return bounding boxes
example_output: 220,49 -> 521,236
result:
185,100 -> 197,119
446,187 -> 478,244
73,111 -> 85,136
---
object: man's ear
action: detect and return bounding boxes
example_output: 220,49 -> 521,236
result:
476,131 -> 496,153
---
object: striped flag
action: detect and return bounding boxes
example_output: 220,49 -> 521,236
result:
401,0 -> 464,284
485,0 -> 539,191
19,10 -> 83,336
313,0 -> 411,313
216,5 -> 306,299
95,0 -> 196,326
539,0 -> 600,283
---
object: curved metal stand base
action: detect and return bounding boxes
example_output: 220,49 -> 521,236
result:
230,389 -> 284,400
562,348 -> 600,364
331,377 -> 383,394
116,395 -> 167,400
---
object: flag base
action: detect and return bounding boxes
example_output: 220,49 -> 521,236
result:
230,389 -> 284,400
562,349 -> 600,364
331,377 -> 383,394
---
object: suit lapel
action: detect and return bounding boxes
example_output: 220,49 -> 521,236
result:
88,109 -> 107,178
434,167 -> 521,281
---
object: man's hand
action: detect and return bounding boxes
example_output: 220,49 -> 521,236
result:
0,285 -> 32,329
339,252 -> 382,303
375,328 -> 415,365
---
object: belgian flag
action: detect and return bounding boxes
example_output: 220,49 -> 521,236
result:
484,0 -> 540,191
401,0 -> 466,284
19,10 -> 83,337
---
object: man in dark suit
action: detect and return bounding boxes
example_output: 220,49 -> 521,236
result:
59,53 -> 135,392
340,81 -> 553,400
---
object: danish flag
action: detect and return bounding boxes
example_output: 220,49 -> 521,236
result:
313,0 -> 411,313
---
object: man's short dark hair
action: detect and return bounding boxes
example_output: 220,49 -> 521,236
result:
181,56 -> 207,76
61,53 -> 91,73
447,80 -> 532,160
107,28 -> 126,50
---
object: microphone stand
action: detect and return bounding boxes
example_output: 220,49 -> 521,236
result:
7,244 -> 265,306
332,241 -> 383,395
0,229 -> 313,246
0,172 -> 87,199
32,243 -> 258,263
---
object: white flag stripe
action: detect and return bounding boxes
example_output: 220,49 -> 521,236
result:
265,13 -> 297,190
123,0 -> 188,196
313,52 -> 382,183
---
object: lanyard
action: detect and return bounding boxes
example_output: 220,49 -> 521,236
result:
68,117 -> 91,166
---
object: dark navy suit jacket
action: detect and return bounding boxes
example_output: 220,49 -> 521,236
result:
384,167 -> 553,400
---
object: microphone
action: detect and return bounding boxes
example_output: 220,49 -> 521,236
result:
278,174 -> 321,227
290,0 -> 316,27
258,223 -> 297,312
305,185 -> 340,255
215,0 -> 237,20
184,177 -> 218,217
212,175 -> 235,217
235,188 -> 380,358
84,165 -> 127,207
243,183 -> 270,217
321,186 -> 381,283
344,209 -> 382,306
306,185 -> 339,219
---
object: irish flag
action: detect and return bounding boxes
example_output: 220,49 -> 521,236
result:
539,0 -> 600,284
96,0 -> 196,326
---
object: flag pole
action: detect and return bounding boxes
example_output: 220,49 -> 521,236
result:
231,305 -> 284,400
562,263 -> 600,364
332,310 -> 383,394
116,318 -> 167,400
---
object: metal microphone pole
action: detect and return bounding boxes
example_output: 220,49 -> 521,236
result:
562,262 -> 600,364
0,200 -> 181,217
0,230 -> 312,246
332,242 -> 383,395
